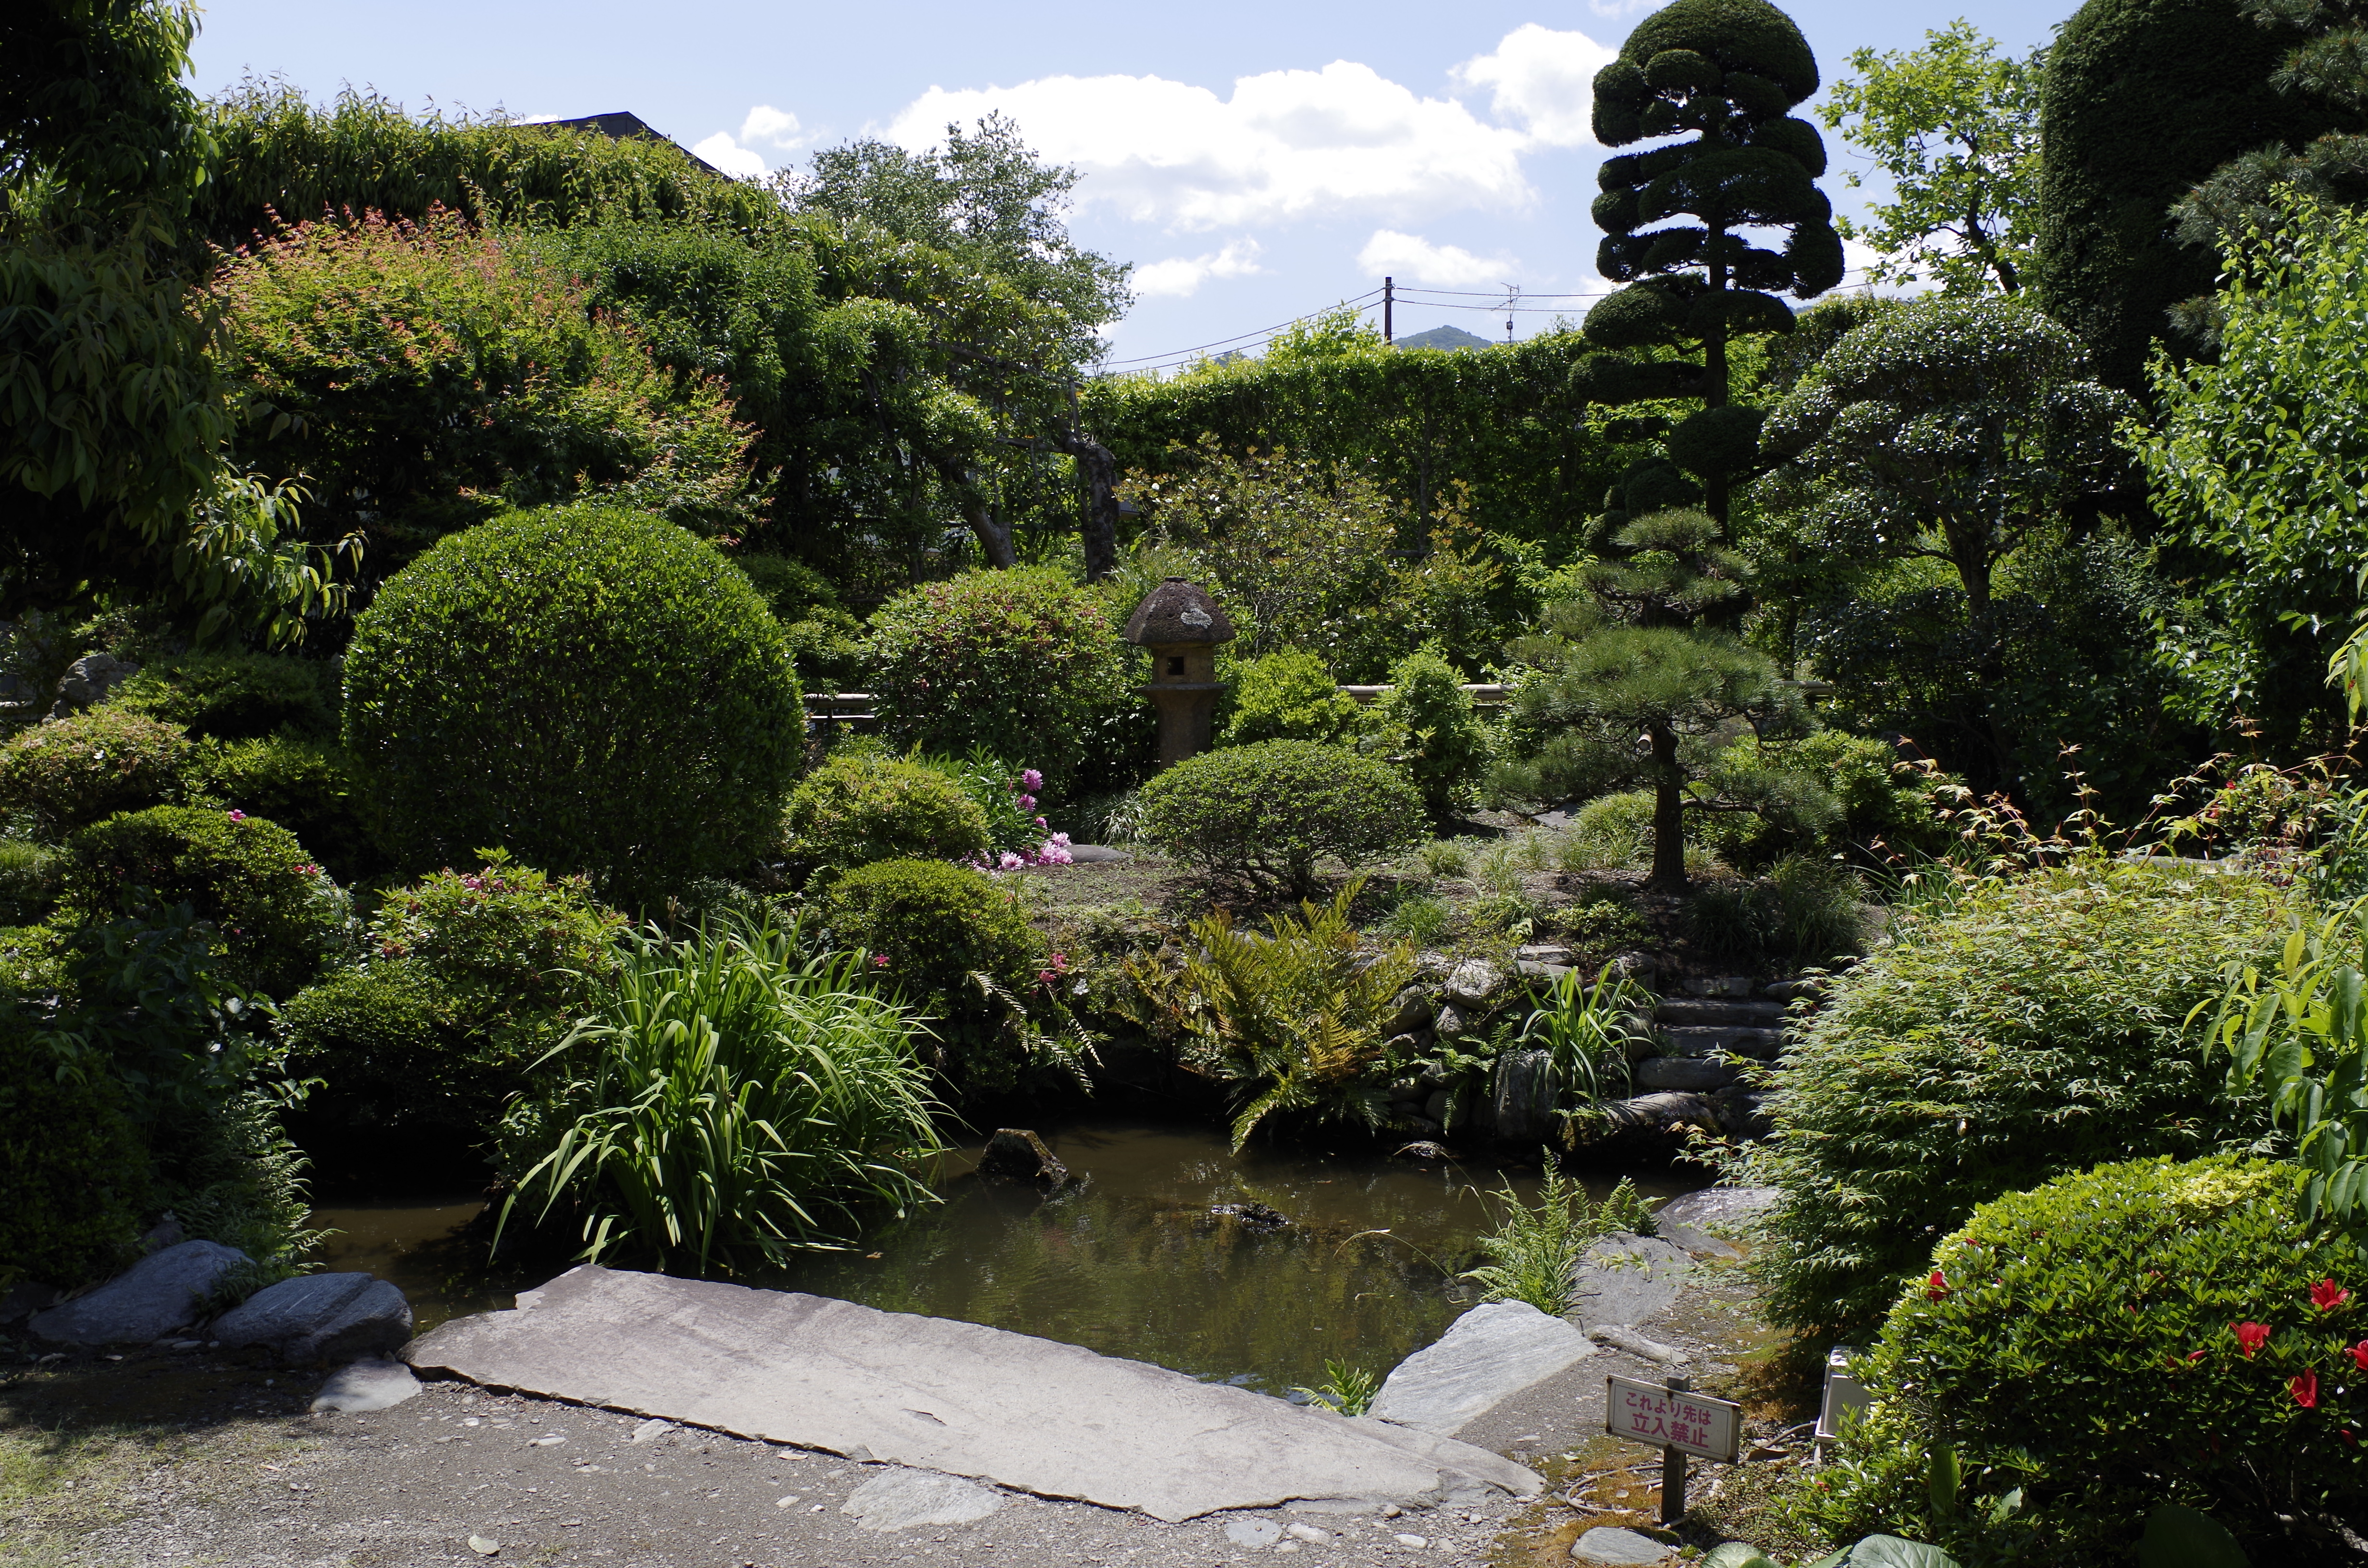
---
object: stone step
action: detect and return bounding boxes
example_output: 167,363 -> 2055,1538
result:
1657,1025 -> 1786,1060
1655,997 -> 1788,1026
1633,1055 -> 1740,1091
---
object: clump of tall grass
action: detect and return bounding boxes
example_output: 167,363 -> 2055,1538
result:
498,914 -> 944,1275
1515,961 -> 1651,1106
1461,1167 -> 1660,1316
1292,1359 -> 1381,1416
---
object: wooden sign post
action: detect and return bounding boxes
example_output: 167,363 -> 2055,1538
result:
1604,1373 -> 1742,1524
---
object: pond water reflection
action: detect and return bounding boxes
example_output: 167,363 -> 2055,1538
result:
309,1119 -> 1704,1398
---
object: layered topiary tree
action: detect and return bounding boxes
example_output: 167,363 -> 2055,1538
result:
1582,0 -> 1846,523
343,504 -> 804,906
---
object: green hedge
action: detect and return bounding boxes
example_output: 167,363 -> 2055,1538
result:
1137,740 -> 1426,896
1221,649 -> 1371,747
1747,858 -> 2293,1345
342,503 -> 804,907
105,651 -> 334,739
180,734 -> 377,882
0,709 -> 191,832
59,806 -> 345,999
1801,1155 -> 2365,1564
0,1017 -> 145,1291
783,751 -> 992,873
820,858 -> 1045,1094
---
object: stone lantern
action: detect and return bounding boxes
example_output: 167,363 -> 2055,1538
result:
1122,577 -> 1235,768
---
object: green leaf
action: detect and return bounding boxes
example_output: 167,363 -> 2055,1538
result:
2135,1504 -> 2249,1568
1837,1539 -> 1963,1568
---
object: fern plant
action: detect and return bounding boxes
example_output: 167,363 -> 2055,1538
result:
1291,1359 -> 1381,1416
1119,879 -> 1416,1150
1461,1166 -> 1660,1315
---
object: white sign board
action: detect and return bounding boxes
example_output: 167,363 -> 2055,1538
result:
1604,1376 -> 1742,1463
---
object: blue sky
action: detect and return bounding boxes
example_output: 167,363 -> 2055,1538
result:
185,0 -> 2070,368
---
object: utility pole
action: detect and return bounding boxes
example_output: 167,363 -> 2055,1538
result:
1501,282 -> 1520,344
1383,276 -> 1394,346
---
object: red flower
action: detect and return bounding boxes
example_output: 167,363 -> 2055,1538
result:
2233,1322 -> 2273,1358
2352,1340 -> 2368,1372
2186,1349 -> 2208,1362
2312,1279 -> 2353,1312
1925,1269 -> 1950,1301
2291,1371 -> 2319,1409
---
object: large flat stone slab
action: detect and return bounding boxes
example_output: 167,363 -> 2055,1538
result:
403,1266 -> 1538,1522
29,1241 -> 247,1346
1567,1234 -> 1692,1332
1369,1301 -> 1596,1436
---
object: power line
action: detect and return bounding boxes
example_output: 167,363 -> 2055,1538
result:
1100,289 -> 1383,368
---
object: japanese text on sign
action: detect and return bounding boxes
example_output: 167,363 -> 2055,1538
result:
1603,1376 -> 1741,1462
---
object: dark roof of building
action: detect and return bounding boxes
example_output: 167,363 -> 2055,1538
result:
530,112 -> 721,176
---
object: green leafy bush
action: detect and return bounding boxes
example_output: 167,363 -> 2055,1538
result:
0,1016 -> 145,1290
180,735 -> 377,881
499,917 -> 943,1274
0,841 -> 62,925
342,503 -> 805,907
908,748 -> 1067,862
277,960 -> 469,1134
784,751 -> 991,874
0,709 -> 192,832
1221,649 -> 1372,747
1688,855 -> 1870,966
105,651 -> 334,739
1801,1156 -> 2366,1564
1138,740 -> 1426,897
866,566 -> 1129,796
1746,858 -> 2294,1346
819,858 -> 1058,1095
1377,646 -> 1491,821
58,807 -> 345,998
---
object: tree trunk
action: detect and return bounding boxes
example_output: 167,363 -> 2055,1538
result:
934,459 -> 1018,569
1064,429 -> 1122,582
1647,720 -> 1688,891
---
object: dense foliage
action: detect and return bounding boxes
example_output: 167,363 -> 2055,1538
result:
865,566 -> 1131,796
500,919 -> 942,1274
103,650 -> 333,739
342,504 -> 803,906
1376,646 -> 1492,822
0,1014 -> 145,1289
178,733 -> 374,882
1222,649 -> 1372,747
782,751 -> 994,874
1802,1157 -> 2366,1563
1137,741 -> 1427,897
1747,858 -> 2294,1345
0,707 -> 191,831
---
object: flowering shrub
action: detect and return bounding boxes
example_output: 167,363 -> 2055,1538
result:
865,566 -> 1132,796
1136,740 -> 1426,897
783,751 -> 992,874
57,805 -> 345,997
210,204 -> 760,561
1745,857 -> 2294,1345
343,503 -> 804,908
913,750 -> 1074,866
0,709 -> 193,832
819,858 -> 1078,1095
1798,1155 -> 2366,1564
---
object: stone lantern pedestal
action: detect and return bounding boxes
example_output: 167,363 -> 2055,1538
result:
1122,577 -> 1235,769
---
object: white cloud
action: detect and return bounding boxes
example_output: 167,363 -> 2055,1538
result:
692,131 -> 769,179
1357,229 -> 1518,286
739,105 -> 803,149
885,61 -> 1532,232
1134,238 -> 1266,298
1452,24 -> 1618,149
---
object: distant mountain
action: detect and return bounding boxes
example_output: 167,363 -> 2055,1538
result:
1394,324 -> 1495,352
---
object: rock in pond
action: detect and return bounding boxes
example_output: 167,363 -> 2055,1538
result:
1368,1300 -> 1595,1436
404,1264 -> 1539,1522
29,1241 -> 247,1346
310,1355 -> 421,1413
211,1272 -> 413,1363
1209,1202 -> 1288,1228
842,1467 -> 1005,1530
976,1128 -> 1071,1187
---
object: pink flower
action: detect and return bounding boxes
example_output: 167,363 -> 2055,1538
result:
998,851 -> 1024,870
1017,794 -> 1037,810
2312,1279 -> 2353,1312
1021,769 -> 1043,792
227,809 -> 246,822
2291,1370 -> 2319,1409
296,863 -> 320,876
2233,1322 -> 2272,1358
871,955 -> 889,969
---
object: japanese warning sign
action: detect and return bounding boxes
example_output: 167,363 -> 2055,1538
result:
1604,1375 -> 1742,1463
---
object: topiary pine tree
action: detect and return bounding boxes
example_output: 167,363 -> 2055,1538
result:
1580,0 -> 1846,527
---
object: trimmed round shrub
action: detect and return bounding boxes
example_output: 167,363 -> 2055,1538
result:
105,651 -> 335,739
866,566 -> 1128,796
58,806 -> 345,998
0,709 -> 192,832
820,858 -> 1045,1093
783,752 -> 992,873
1804,1156 -> 2366,1563
1222,649 -> 1372,747
1377,647 -> 1490,820
0,1016 -> 146,1290
1137,741 -> 1426,896
278,960 -> 470,1133
181,735 -> 378,882
1747,858 -> 2294,1346
342,503 -> 804,908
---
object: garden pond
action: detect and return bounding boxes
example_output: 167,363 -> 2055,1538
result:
308,1118 -> 1704,1399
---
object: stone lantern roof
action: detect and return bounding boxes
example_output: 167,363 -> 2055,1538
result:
1122,578 -> 1235,646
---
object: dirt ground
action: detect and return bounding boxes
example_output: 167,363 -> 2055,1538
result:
0,1252 -> 1811,1568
